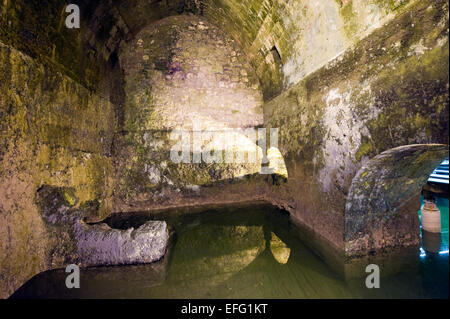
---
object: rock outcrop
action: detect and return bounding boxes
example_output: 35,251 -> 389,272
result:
36,185 -> 169,271
74,220 -> 168,267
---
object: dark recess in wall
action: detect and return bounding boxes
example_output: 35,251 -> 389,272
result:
271,46 -> 283,70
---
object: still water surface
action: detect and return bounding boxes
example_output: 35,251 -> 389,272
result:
11,201 -> 449,299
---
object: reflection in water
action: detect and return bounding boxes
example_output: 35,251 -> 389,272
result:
11,203 -> 449,299
422,231 -> 442,254
270,232 -> 290,264
164,224 -> 266,296
420,197 -> 449,256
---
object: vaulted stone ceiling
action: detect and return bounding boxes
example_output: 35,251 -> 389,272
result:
0,0 -> 412,99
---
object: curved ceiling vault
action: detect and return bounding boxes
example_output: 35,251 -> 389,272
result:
0,0 -> 414,100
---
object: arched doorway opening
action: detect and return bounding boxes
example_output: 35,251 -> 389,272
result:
344,144 -> 449,256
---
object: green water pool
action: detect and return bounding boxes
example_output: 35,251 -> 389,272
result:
11,201 -> 449,299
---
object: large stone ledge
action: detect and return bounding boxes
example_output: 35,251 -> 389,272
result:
74,220 -> 168,267
37,185 -> 169,268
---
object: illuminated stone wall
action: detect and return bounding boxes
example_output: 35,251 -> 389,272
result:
1,0 -> 417,99
112,15 -> 265,210
0,41 -> 115,297
263,0 -> 449,252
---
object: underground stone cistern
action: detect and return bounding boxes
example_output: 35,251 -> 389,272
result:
0,0 -> 449,298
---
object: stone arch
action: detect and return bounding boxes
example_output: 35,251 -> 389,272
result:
344,144 -> 449,256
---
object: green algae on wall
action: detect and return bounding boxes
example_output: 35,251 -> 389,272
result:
203,0 -> 418,99
337,0 -> 412,42
1,0 -> 420,101
0,40 -> 116,297
345,144 -> 448,255
0,41 -> 115,209
0,0 -> 104,90
266,0 -> 448,178
263,0 -> 449,255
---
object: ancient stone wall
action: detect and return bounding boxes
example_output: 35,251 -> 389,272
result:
263,0 -> 449,252
203,0 -> 418,99
0,42 -> 115,298
345,144 -> 448,256
112,15 -> 265,210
